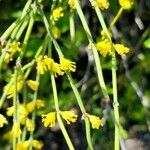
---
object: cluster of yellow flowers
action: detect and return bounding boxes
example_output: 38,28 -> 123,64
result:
4,42 -> 22,63
17,139 -> 43,150
36,55 -> 76,76
96,39 -> 129,57
42,111 -> 77,127
4,77 -> 39,99
42,110 -> 103,129
6,100 -> 45,134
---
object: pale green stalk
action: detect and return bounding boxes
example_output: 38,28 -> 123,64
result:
29,74 -> 40,150
0,0 -> 32,40
50,72 -> 74,150
75,0 -> 109,98
40,8 -> 93,149
92,4 -> 120,150
109,8 -> 123,29
13,67 -> 19,150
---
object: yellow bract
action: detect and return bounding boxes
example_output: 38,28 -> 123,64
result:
52,7 -> 64,21
0,114 -> 8,128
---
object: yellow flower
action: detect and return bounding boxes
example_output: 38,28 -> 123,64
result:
4,81 -> 23,99
0,114 -> 8,127
6,105 -> 28,125
26,118 -> 35,132
4,53 -> 13,63
42,112 -> 56,128
43,55 -> 54,70
26,99 -> 45,113
33,140 -> 44,149
60,111 -> 77,124
52,7 -> 64,21
26,80 -> 39,91
60,57 -> 76,72
68,0 -> 76,9
36,55 -> 47,74
19,105 -> 29,125
113,44 -> 129,56
36,99 -> 45,109
96,39 -> 112,57
92,0 -> 109,10
6,106 -> 14,116
8,42 -> 22,53
119,0 -> 134,9
51,61 -> 64,77
12,122 -> 22,138
17,141 -> 29,150
26,101 -> 36,113
52,26 -> 61,39
87,114 -> 103,129
17,140 -> 43,150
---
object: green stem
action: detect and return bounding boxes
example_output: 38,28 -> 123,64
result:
112,50 -> 120,150
29,74 -> 40,150
75,0 -> 109,98
0,0 -> 32,40
85,118 -> 93,150
20,13 -> 35,59
50,72 -> 74,150
109,7 -> 123,29
39,9 -> 63,56
92,4 -> 120,150
13,67 -> 19,150
66,73 -> 86,113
